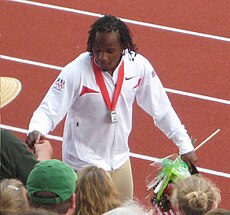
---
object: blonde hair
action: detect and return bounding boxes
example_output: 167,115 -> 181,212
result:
0,179 -> 28,214
103,200 -> 154,215
205,208 -> 230,215
75,166 -> 122,215
171,175 -> 221,215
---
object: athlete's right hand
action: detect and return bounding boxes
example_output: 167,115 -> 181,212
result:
26,130 -> 43,149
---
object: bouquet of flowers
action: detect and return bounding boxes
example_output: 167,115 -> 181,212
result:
145,129 -> 221,212
146,154 -> 192,212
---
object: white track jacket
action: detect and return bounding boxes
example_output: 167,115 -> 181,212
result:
29,51 -> 194,171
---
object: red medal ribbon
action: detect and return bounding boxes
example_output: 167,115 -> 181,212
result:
92,58 -> 124,112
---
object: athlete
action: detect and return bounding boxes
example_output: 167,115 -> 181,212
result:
26,15 -> 197,200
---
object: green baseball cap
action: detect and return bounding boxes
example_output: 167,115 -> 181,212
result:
27,159 -> 77,204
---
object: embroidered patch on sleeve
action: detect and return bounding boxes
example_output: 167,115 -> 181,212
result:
53,78 -> 65,92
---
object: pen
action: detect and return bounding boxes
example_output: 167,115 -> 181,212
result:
36,133 -> 41,143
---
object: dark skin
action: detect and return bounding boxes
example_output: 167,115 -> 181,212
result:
92,31 -> 124,76
26,31 -> 197,171
181,151 -> 197,173
26,130 -> 46,149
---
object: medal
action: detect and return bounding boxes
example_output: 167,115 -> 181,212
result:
92,58 -> 124,124
110,110 -> 118,123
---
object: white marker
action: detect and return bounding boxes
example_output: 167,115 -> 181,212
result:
194,129 -> 221,151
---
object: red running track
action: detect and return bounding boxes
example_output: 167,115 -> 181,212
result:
1,0 -> 230,209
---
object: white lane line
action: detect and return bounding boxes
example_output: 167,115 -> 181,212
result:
165,88 -> 230,105
9,0 -> 230,42
0,55 -> 63,71
1,54 -> 230,105
1,123 -> 230,178
130,152 -> 230,178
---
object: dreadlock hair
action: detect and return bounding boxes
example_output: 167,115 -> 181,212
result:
87,14 -> 137,56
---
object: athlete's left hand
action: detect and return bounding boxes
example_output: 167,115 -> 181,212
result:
181,151 -> 198,173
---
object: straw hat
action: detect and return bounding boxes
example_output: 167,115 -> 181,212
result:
0,77 -> 22,108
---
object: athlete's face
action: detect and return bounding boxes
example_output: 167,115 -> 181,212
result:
92,31 -> 123,75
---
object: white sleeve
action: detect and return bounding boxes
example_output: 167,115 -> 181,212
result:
154,105 -> 194,154
29,61 -> 80,135
29,109 -> 54,135
136,62 -> 194,154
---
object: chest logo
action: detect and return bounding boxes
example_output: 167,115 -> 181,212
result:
125,76 -> 137,80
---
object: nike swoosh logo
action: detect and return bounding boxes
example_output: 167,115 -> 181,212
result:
125,76 -> 137,80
